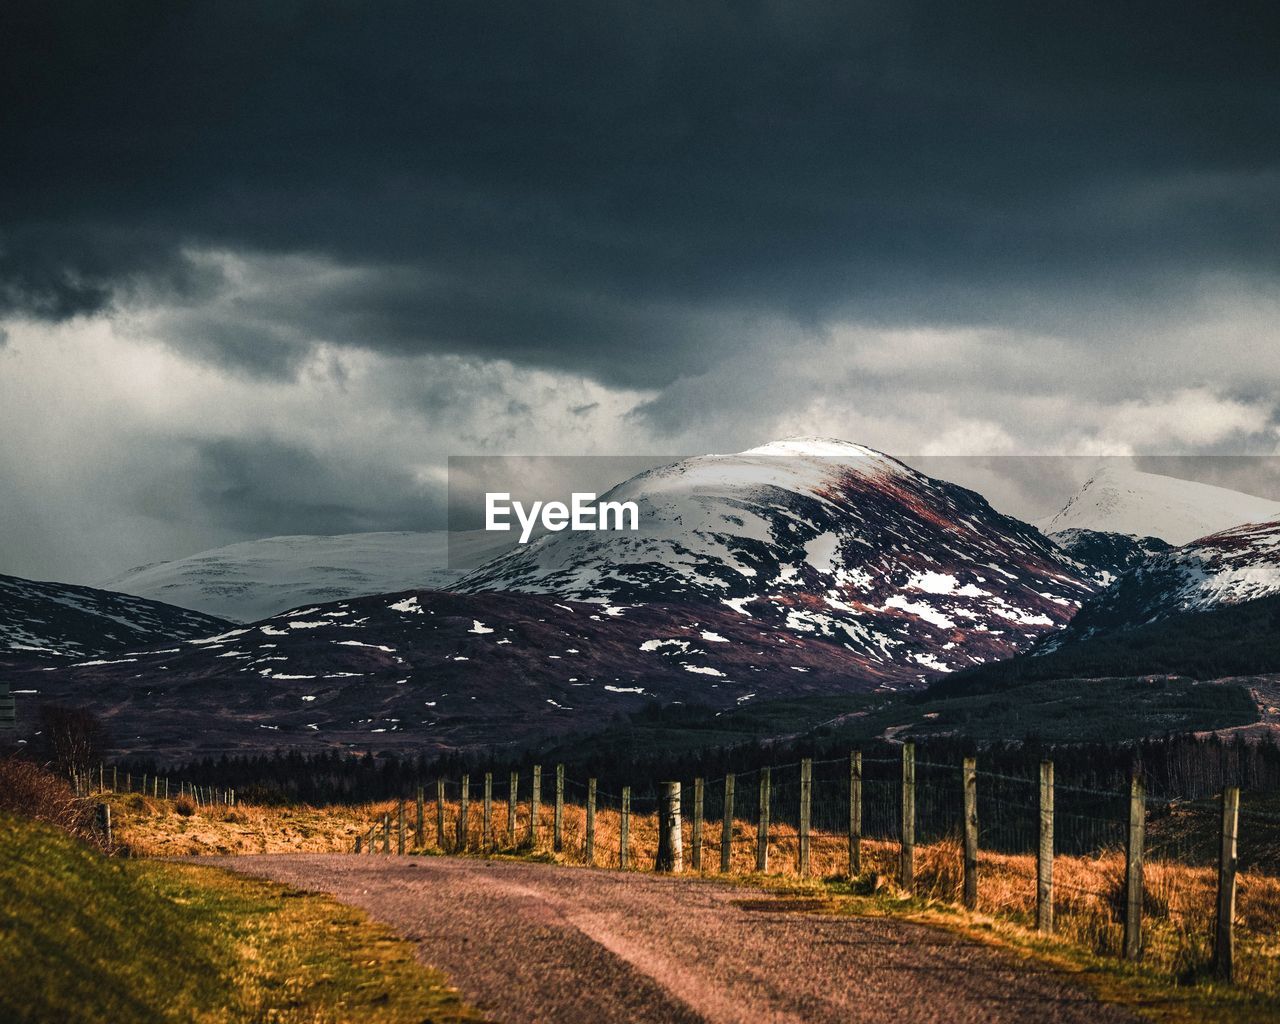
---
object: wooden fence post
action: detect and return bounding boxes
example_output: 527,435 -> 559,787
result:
721,773 -> 735,873
96,803 -> 112,848
1214,786 -> 1240,982
799,758 -> 812,877
692,777 -> 704,871
355,834 -> 362,854
111,765 -> 118,792
531,765 -> 542,848
554,764 -> 565,852
382,812 -> 391,854
98,763 -> 104,792
436,778 -> 446,850
1038,761 -> 1054,933
756,768 -> 771,873
901,742 -> 916,893
508,771 -> 519,842
1124,772 -> 1145,960
585,778 -> 597,864
398,798 -> 406,855
657,781 -> 683,872
962,756 -> 978,910
849,751 -> 862,878
620,786 -> 631,870
416,785 -> 425,848
125,772 -> 131,793
458,774 -> 470,852
483,772 -> 493,851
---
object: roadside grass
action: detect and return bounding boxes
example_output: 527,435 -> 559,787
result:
0,811 -> 484,1024
105,792 -> 384,856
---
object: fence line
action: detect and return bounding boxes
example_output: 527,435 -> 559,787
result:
347,752 -> 1278,988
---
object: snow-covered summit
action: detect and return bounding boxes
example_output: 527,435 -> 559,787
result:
740,436 -> 898,461
460,439 -> 1096,681
1039,461 -> 1280,546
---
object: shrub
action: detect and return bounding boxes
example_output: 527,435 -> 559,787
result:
0,755 -> 102,849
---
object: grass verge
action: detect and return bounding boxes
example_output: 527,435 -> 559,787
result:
0,812 -> 484,1024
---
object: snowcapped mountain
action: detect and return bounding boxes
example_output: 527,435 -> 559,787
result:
1061,516 -> 1280,637
10,438 -> 1110,756
1039,462 -> 1280,546
99,531 -> 511,623
460,438 -> 1097,681
0,572 -> 230,660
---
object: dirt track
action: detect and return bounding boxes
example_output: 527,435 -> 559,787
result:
206,855 -> 1135,1024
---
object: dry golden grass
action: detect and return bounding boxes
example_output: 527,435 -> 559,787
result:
107,793 -> 396,856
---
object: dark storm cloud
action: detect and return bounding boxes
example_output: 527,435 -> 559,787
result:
2,0 -> 1277,385
142,436 -> 444,538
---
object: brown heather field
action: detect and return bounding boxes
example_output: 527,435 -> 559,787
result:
107,791 -> 1280,997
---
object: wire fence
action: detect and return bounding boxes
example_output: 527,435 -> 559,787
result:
351,745 -> 1279,993
83,762 -> 236,809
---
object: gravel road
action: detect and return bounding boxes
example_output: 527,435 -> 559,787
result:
207,855 -> 1135,1024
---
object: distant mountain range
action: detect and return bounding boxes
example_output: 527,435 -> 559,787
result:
6,438 -> 1280,757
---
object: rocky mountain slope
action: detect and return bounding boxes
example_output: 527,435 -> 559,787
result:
1060,516 -> 1280,638
0,572 -> 230,660
1046,528 -> 1173,583
9,438 -> 1110,755
460,438 -> 1097,681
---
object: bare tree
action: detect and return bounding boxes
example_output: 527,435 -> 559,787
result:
35,704 -> 107,792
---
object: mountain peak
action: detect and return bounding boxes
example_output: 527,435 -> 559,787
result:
1040,463 -> 1280,545
739,437 -> 889,460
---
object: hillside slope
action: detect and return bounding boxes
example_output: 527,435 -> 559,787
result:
1060,517 -> 1280,638
930,592 -> 1280,698
0,572 -> 229,659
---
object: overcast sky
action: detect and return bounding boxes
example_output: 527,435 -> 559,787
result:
2,1 -> 1278,583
